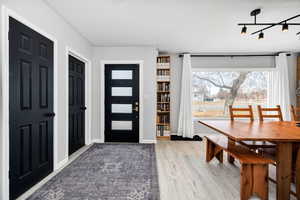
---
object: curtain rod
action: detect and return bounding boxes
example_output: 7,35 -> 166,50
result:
178,53 -> 291,58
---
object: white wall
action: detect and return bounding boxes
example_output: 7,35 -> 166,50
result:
0,0 -> 93,199
170,53 -> 299,134
92,47 -> 158,142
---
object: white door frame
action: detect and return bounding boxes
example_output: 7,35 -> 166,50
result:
100,61 -> 144,143
1,6 -> 59,200
65,47 -> 92,158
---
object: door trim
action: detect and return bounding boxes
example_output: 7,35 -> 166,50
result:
1,6 -> 58,200
66,47 -> 92,157
100,61 -> 144,143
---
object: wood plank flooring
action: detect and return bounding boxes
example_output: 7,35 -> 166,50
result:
155,140 -> 297,200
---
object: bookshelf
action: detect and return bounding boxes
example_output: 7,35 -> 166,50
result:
156,56 -> 171,138
297,56 -> 300,106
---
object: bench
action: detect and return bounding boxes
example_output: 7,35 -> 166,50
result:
205,135 -> 275,200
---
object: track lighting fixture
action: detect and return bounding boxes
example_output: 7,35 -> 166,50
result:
282,22 -> 288,32
238,9 -> 300,39
258,32 -> 264,40
241,25 -> 247,34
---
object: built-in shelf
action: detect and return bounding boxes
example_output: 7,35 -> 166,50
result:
156,56 -> 171,138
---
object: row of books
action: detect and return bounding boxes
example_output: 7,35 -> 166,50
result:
157,63 -> 170,69
157,82 -> 170,92
157,93 -> 170,102
157,114 -> 170,123
157,103 -> 170,112
157,69 -> 170,76
156,125 -> 170,136
157,57 -> 170,63
157,76 -> 170,82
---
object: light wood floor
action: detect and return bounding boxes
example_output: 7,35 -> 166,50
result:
155,140 -> 297,200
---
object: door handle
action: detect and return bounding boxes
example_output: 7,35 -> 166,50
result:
44,112 -> 55,117
133,102 -> 139,112
80,106 -> 87,110
133,106 -> 139,112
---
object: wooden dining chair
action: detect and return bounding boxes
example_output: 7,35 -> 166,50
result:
290,105 -> 300,121
258,105 -> 300,196
227,105 -> 254,163
234,105 -> 278,151
290,105 -> 300,188
257,105 -> 283,121
229,105 -> 254,121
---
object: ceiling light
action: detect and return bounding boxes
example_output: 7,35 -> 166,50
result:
241,25 -> 247,34
282,23 -> 289,32
258,31 -> 264,39
238,9 -> 300,38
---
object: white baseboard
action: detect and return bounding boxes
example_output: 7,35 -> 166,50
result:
92,139 -> 104,143
140,139 -> 157,144
55,157 -> 68,170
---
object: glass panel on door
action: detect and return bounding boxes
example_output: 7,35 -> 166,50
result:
111,87 -> 132,96
111,121 -> 132,130
112,70 -> 133,80
111,104 -> 132,113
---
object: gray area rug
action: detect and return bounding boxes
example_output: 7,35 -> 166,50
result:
27,144 -> 160,200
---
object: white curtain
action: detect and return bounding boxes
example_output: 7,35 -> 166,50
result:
268,53 -> 291,120
177,54 -> 194,138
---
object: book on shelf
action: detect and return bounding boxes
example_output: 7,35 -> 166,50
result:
157,93 -> 170,102
157,104 -> 170,112
157,114 -> 170,124
157,56 -> 170,64
157,69 -> 170,76
156,125 -> 170,136
157,82 -> 170,92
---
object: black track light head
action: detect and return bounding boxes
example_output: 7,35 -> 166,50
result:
282,23 -> 289,32
241,25 -> 247,34
258,31 -> 264,39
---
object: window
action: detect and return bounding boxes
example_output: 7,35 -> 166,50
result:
192,71 -> 269,119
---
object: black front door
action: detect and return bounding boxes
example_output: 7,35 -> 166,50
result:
105,64 -> 139,142
9,17 -> 54,199
69,55 -> 85,155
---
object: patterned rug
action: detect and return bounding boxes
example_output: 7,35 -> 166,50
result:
27,144 -> 160,200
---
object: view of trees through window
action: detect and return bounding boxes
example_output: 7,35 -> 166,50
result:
192,71 -> 269,118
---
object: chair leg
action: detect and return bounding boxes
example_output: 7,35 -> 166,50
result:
240,164 -> 269,200
227,154 -> 235,164
296,148 -> 300,200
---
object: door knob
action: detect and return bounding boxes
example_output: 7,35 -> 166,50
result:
80,106 -> 87,110
44,112 -> 55,117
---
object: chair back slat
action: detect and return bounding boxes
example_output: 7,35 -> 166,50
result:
290,105 -> 300,121
229,105 -> 254,121
257,105 -> 283,121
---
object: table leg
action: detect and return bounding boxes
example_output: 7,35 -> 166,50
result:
227,138 -> 235,164
276,142 -> 292,200
296,147 -> 300,200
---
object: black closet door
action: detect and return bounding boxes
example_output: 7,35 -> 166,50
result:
69,55 -> 85,155
105,64 -> 139,142
9,17 -> 54,199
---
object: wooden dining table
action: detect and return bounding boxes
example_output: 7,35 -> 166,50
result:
199,120 -> 300,200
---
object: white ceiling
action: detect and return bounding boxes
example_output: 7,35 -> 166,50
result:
44,0 -> 300,53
